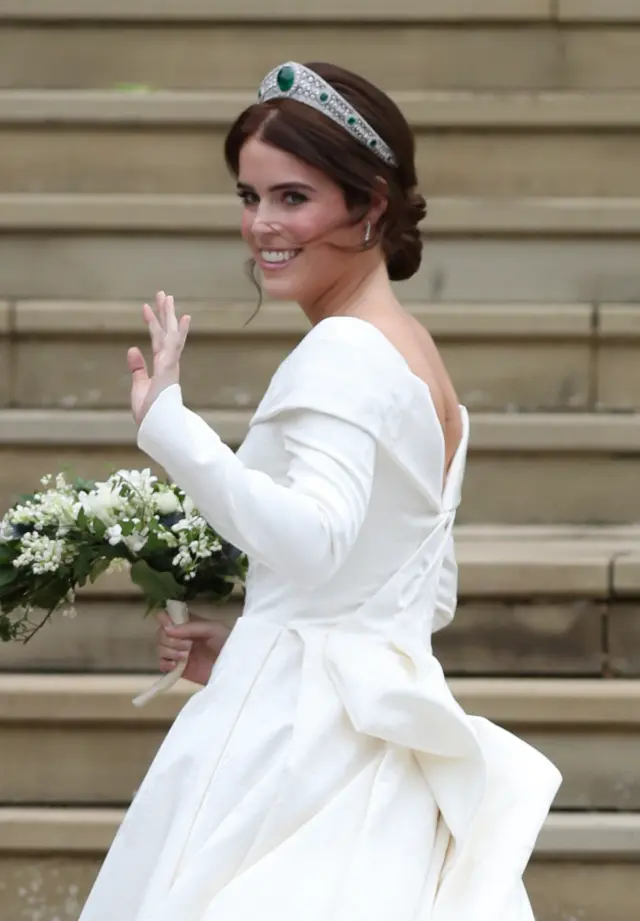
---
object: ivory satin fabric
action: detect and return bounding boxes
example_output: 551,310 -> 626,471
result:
79,317 -> 561,921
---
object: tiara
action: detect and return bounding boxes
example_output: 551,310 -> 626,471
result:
257,62 -> 398,168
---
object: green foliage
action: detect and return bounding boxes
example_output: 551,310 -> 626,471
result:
0,467 -> 247,644
130,560 -> 184,606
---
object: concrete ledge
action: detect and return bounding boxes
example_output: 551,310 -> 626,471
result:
460,524 -> 640,542
559,0 -> 640,22
0,408 -> 245,446
457,542 -> 615,597
0,807 -> 637,856
0,1 -> 634,24
2,409 -> 640,452
55,523 -> 630,598
612,553 -> 640,596
0,0 -> 553,23
4,90 -> 640,128
0,808 -> 119,854
536,812 -> 640,858
2,409 -> 640,453
468,413 -> 640,452
1,674 -> 638,725
3,194 -> 640,235
599,304 -> 640,338
13,300 -> 595,339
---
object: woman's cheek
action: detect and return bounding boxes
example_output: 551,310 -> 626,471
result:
240,211 -> 253,244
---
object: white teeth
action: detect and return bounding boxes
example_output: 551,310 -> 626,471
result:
260,250 -> 299,264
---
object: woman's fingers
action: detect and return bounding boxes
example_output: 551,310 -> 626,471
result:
155,290 -> 168,332
178,313 -> 191,350
143,302 -> 163,354
159,658 -> 179,673
155,291 -> 178,335
142,292 -> 188,370
155,614 -> 193,660
158,642 -> 190,661
164,294 -> 180,334
155,627 -> 192,652
165,620 -> 226,642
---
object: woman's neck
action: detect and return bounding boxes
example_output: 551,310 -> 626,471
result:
301,259 -> 399,327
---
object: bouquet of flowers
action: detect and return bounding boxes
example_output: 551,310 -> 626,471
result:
0,468 -> 247,706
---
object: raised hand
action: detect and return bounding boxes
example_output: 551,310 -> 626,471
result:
128,291 -> 191,425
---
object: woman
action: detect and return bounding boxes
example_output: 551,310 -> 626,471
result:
80,62 -> 561,921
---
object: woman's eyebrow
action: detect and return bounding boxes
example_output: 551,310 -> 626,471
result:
236,181 -> 316,193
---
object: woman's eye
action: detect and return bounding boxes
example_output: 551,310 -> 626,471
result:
238,191 -> 258,206
283,191 -> 308,206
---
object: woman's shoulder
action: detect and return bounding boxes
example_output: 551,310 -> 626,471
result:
250,316 -> 410,436
284,315 -> 416,389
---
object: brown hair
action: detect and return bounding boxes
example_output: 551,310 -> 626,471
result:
224,62 -> 426,282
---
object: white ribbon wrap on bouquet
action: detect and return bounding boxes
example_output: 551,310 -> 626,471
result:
132,599 -> 189,708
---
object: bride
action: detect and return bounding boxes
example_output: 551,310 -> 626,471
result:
79,61 -> 561,920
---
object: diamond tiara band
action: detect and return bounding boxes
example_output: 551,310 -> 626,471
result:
257,62 -> 398,168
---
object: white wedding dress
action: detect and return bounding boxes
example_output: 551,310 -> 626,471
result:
79,316 -> 561,921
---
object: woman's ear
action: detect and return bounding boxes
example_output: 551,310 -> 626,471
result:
368,176 -> 389,226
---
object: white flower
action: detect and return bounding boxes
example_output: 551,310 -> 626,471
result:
106,559 -> 131,575
170,519 -> 191,533
154,491 -> 181,516
13,532 -> 75,574
182,496 -> 195,517
106,524 -> 123,545
123,532 -> 148,554
60,589 -> 78,618
80,484 -> 126,525
112,468 -> 157,496
0,518 -> 14,542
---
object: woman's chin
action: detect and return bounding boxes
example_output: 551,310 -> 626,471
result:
259,272 -> 301,301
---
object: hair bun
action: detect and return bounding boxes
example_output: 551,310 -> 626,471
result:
406,188 -> 427,226
384,189 -> 426,282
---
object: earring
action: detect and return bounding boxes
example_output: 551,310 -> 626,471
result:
364,220 -> 371,244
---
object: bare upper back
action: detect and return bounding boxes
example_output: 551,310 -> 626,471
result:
356,309 -> 462,473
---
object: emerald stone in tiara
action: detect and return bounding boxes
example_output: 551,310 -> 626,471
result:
257,62 -> 398,168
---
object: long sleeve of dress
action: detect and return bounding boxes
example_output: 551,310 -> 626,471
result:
137,384 -> 378,588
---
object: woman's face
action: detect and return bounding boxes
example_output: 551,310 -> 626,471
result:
237,135 -> 368,306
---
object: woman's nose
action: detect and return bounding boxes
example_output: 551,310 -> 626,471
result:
250,208 -> 281,241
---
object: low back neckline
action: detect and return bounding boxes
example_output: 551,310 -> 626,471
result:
311,314 -> 466,498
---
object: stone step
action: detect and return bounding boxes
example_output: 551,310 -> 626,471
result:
1,300 -> 602,413
0,0 -> 634,20
5,192 -> 640,234
2,408 -> 640,524
3,807 -> 639,856
0,3 -> 638,93
7,0 -> 636,21
5,299 -> 640,413
3,524 -> 639,677
0,0 -> 556,20
4,91 -> 640,196
0,809 -> 638,921
1,194 -> 640,305
0,675 -> 638,811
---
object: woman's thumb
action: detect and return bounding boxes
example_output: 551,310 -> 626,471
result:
128,346 -> 149,383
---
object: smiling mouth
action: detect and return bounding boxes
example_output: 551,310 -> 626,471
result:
258,249 -> 301,269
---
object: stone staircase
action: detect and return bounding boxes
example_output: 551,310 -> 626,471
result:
1,2 -> 640,919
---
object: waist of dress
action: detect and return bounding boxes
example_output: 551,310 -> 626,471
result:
239,603 -> 432,642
